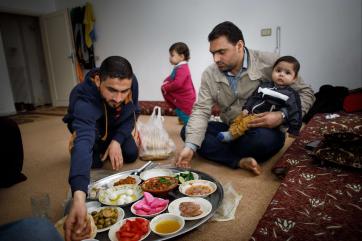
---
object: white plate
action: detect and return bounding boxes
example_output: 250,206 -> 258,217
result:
109,175 -> 141,187
98,185 -> 143,206
179,180 -> 217,197
130,198 -> 168,218
140,168 -> 173,181
88,206 -> 125,232
172,171 -> 199,183
168,197 -> 212,220
108,217 -> 150,241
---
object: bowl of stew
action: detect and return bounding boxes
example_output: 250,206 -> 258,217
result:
140,176 -> 178,196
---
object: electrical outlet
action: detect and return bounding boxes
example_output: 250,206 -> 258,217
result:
261,28 -> 272,37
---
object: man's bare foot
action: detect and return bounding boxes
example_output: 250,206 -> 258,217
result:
239,157 -> 262,175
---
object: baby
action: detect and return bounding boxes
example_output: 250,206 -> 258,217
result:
218,56 -> 303,142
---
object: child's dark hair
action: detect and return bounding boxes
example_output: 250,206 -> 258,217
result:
169,42 -> 190,61
273,56 -> 300,77
99,56 -> 133,81
208,21 -> 245,45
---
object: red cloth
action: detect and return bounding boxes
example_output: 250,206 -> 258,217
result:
252,113 -> 362,241
343,91 -> 362,112
161,64 -> 196,115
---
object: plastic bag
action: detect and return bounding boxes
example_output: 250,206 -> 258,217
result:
138,106 -> 176,161
211,182 -> 242,222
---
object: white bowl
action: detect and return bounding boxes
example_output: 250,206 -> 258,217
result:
150,213 -> 185,237
179,180 -> 217,197
130,198 -> 168,218
172,171 -> 199,183
109,174 -> 142,187
98,185 -> 143,206
108,217 -> 150,241
86,201 -> 101,210
88,206 -> 125,232
140,168 -> 173,181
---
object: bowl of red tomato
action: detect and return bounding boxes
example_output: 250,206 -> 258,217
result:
108,217 -> 150,241
141,176 -> 178,196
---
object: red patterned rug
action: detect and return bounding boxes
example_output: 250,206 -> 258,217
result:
251,112 -> 362,241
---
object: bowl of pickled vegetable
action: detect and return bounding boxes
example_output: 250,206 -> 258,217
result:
88,206 -> 125,232
140,176 -> 178,196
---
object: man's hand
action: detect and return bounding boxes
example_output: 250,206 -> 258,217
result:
102,140 -> 123,170
64,191 -> 90,241
175,147 -> 194,168
247,111 -> 284,129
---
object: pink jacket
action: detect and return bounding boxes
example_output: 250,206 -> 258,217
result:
161,63 -> 196,115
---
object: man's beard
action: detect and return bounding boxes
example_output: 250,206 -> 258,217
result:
216,62 -> 233,72
104,99 -> 121,108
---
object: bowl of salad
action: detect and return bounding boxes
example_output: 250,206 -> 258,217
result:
173,171 -> 199,184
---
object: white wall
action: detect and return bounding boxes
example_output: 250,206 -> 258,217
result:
0,0 -> 361,102
92,0 -> 362,100
0,32 -> 16,116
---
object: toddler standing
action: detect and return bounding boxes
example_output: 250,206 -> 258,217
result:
161,42 -> 196,124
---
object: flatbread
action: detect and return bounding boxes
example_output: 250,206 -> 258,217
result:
54,214 -> 97,239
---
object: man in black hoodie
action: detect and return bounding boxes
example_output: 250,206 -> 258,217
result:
63,56 -> 139,241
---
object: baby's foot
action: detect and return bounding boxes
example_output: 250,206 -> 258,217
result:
239,157 -> 262,175
217,131 -> 233,142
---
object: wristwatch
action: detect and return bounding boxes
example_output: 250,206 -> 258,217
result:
281,111 -> 286,120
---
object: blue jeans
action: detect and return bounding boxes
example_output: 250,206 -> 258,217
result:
181,121 -> 285,168
0,217 -> 64,241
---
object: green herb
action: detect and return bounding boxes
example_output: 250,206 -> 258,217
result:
176,172 -> 194,183
158,177 -> 171,185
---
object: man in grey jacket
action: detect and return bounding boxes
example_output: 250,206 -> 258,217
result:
176,21 -> 315,174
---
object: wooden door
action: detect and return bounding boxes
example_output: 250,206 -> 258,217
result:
40,9 -> 77,106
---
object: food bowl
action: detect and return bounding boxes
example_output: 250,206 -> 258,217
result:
86,201 -> 102,210
150,213 -> 185,237
111,175 -> 142,187
98,184 -> 143,206
131,192 -> 169,217
140,176 -> 178,196
168,197 -> 212,220
139,168 -> 173,181
179,180 -> 217,197
108,217 -> 150,241
88,206 -> 125,232
172,171 -> 199,184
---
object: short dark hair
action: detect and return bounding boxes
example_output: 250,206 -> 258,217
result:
273,56 -> 300,77
169,42 -> 190,61
99,56 -> 133,81
208,21 -> 245,45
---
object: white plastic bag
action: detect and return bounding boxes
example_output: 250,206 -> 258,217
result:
211,182 -> 242,222
138,106 -> 176,161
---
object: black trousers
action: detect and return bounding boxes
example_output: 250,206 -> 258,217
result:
92,134 -> 138,168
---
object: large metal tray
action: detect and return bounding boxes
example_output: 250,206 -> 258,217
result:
93,167 -> 224,241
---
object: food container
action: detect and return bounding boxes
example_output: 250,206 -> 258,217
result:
140,168 -> 174,181
141,176 -> 178,196
150,213 -> 185,237
88,206 -> 125,232
179,180 -> 217,197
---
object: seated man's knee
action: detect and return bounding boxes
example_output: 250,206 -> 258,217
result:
123,145 -> 138,163
246,128 -> 285,151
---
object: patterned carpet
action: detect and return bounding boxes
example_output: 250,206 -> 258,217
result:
251,112 -> 362,241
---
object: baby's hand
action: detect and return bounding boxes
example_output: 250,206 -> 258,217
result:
242,109 -> 249,116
